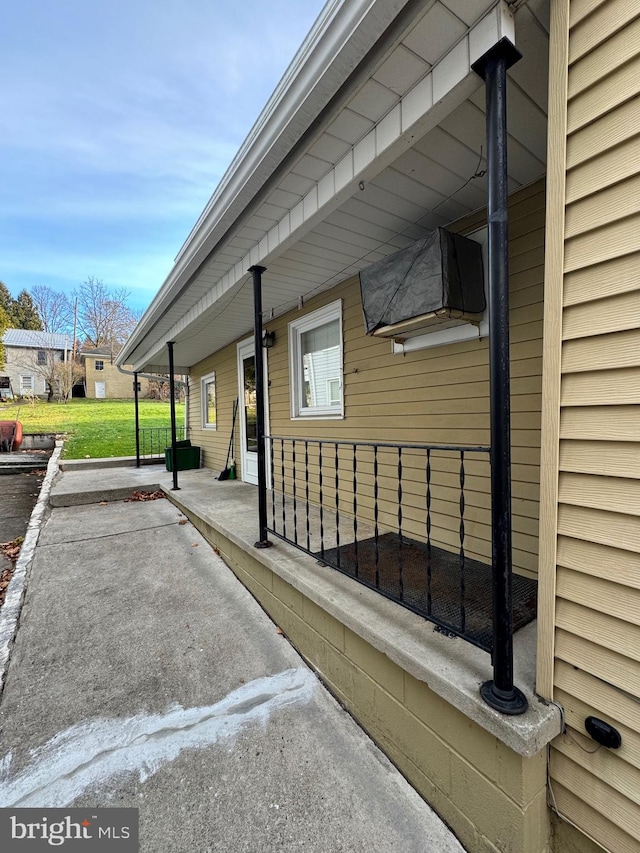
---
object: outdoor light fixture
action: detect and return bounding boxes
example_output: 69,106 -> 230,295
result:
262,330 -> 275,348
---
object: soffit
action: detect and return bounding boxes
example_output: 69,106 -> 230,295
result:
128,0 -> 549,373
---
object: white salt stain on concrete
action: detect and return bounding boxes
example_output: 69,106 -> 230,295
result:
0,667 -> 316,807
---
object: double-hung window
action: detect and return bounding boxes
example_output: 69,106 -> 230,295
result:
95,360 -> 104,371
201,372 -> 217,429
289,300 -> 343,419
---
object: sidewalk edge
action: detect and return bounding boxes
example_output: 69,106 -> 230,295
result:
0,442 -> 63,698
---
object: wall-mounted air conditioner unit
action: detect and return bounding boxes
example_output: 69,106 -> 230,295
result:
359,228 -> 485,340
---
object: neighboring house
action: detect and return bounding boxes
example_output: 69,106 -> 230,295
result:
1,328 -> 72,398
82,348 -> 149,399
118,2 -> 640,852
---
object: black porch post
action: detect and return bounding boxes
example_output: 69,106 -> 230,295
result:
134,371 -> 140,468
473,39 -> 527,715
167,341 -> 180,491
250,265 -> 271,549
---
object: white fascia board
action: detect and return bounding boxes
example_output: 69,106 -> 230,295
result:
119,0 -> 415,367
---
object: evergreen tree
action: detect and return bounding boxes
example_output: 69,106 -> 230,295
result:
0,285 -> 44,330
12,290 -> 43,330
0,282 -> 13,318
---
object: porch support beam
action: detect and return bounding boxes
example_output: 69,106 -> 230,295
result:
134,371 -> 140,468
167,341 -> 180,491
473,39 -> 527,715
250,265 -> 272,549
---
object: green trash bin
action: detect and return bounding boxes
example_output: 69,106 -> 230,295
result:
165,441 -> 201,471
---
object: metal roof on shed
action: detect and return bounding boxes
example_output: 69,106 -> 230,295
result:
2,329 -> 72,350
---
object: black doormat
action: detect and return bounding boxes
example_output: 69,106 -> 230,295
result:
314,532 -> 537,651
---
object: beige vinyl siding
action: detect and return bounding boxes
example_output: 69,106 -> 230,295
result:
188,343 -> 240,475
540,1 -> 640,850
265,180 -> 545,578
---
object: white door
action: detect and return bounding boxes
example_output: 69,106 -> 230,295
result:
95,381 -> 106,399
237,338 -> 269,486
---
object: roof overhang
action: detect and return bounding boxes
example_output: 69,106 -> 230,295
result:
118,0 -> 549,374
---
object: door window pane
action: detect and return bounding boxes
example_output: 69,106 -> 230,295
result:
243,356 -> 257,453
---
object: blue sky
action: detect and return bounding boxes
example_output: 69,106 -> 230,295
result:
2,0 -> 326,313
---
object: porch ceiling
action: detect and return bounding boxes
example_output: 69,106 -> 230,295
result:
122,0 -> 549,374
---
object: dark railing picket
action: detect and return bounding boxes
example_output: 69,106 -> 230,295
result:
334,442 -> 340,569
305,439 -> 310,552
397,446 -> 404,602
292,438 -> 298,545
373,445 -> 380,589
270,438 -> 275,531
352,445 -> 358,578
459,451 -> 466,633
281,438 -> 286,540
426,448 -> 432,616
318,442 -> 325,560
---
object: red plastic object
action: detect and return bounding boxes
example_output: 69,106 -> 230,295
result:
0,420 -> 23,451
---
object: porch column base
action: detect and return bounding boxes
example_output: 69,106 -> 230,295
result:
480,680 -> 528,716
254,539 -> 272,549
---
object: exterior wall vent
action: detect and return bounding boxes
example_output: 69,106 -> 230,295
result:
359,228 -> 485,340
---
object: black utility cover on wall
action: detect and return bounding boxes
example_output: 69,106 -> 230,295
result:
585,716 -> 622,749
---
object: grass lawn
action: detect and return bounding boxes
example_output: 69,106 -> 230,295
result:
0,398 -> 185,459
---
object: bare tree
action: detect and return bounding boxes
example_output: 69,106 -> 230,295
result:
31,285 -> 73,334
54,359 -> 84,402
76,277 -> 139,351
147,375 -> 185,402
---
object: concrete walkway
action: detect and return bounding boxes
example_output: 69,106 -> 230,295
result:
0,460 -> 465,853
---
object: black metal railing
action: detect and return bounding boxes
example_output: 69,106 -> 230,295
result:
137,426 -> 185,460
266,436 -> 511,652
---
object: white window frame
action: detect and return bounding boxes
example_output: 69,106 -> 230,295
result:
95,359 -> 104,371
20,374 -> 34,393
201,371 -> 217,430
288,299 -> 344,419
